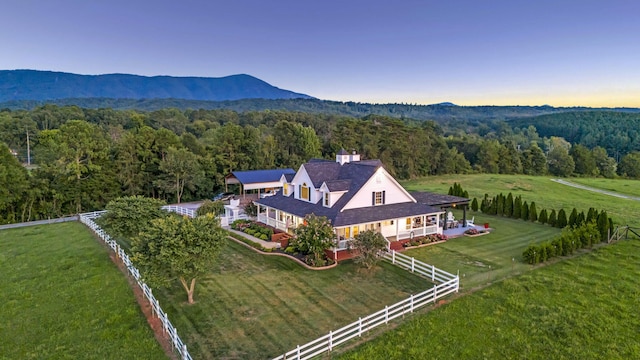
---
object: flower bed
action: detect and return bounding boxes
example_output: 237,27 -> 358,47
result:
231,219 -> 274,241
464,228 -> 490,237
402,233 -> 448,248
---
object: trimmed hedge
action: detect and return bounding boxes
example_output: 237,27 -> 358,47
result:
522,222 -> 601,264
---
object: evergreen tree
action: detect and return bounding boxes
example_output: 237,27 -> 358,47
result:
538,209 -> 548,224
521,201 -> 529,221
586,207 -> 595,223
576,211 -> 585,227
504,192 -> 514,218
597,211 -> 610,242
529,202 -> 538,222
557,209 -> 568,228
496,193 -> 504,216
513,196 -> 522,219
568,208 -> 578,227
471,197 -> 478,212
548,209 -> 557,227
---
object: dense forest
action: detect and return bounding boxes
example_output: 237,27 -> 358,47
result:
1,105 -> 640,224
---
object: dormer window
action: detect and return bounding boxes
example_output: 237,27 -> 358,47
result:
300,183 -> 310,201
283,183 -> 289,196
324,192 -> 330,206
372,191 -> 386,205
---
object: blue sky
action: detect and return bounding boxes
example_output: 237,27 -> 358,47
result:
2,0 -> 639,106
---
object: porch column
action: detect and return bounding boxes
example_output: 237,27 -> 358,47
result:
422,215 -> 426,236
463,205 -> 467,226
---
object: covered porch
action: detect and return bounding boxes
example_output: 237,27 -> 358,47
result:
333,212 -> 443,250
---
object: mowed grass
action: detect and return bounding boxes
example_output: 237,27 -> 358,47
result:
405,214 -> 561,290
154,239 -> 430,359
339,239 -> 640,359
570,177 -> 640,197
0,222 -> 166,359
403,174 -> 640,227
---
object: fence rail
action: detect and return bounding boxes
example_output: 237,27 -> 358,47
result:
80,207 -> 194,360
272,249 -> 459,360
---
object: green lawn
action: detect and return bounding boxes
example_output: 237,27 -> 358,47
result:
0,222 -> 166,360
154,239 -> 430,359
339,239 -> 640,359
402,174 -> 640,227
570,177 -> 640,197
405,214 -> 561,290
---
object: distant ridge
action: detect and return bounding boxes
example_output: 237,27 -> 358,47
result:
0,69 -> 314,102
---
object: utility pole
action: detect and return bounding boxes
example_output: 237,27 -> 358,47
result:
26,129 -> 31,166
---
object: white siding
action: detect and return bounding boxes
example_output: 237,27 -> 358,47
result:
342,167 -> 414,210
243,180 -> 284,191
290,165 -> 320,204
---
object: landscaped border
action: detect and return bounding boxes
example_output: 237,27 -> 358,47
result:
226,233 -> 338,270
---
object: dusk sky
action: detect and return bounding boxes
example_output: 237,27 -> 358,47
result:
2,1 -> 639,107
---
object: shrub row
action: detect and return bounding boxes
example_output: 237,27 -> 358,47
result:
473,192 -> 612,241
231,219 -> 274,241
522,222 -> 601,264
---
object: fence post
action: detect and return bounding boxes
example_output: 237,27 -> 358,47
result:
410,294 -> 414,312
358,317 -> 362,337
328,330 -> 333,352
182,344 -> 188,360
297,345 -> 301,359
385,305 -> 389,324
433,284 -> 438,303
432,264 -> 435,282
411,257 -> 415,272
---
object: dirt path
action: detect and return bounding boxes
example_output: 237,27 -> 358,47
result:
550,179 -> 640,201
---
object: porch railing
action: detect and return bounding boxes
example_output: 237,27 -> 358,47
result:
397,224 -> 438,240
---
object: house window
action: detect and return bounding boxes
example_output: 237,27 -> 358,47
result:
345,227 -> 351,239
324,192 -> 330,206
353,226 -> 359,237
405,217 -> 411,230
372,191 -> 385,205
301,183 -> 310,201
283,183 -> 288,195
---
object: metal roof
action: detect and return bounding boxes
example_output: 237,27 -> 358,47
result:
229,168 -> 296,185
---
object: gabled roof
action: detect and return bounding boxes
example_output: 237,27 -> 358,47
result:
410,192 -> 469,206
229,168 -> 295,184
325,179 -> 351,192
303,161 -> 341,187
257,192 -> 442,227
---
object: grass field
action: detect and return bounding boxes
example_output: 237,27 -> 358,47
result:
402,174 -> 640,227
570,177 -> 640,197
0,222 -> 166,360
339,238 -> 640,359
406,214 -> 561,290
154,239 -> 430,359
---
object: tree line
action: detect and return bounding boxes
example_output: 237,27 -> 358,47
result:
1,105 -> 639,224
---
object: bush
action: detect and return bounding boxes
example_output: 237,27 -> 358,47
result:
259,234 -> 268,241
284,246 -> 296,254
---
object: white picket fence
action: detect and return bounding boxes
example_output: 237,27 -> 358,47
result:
272,250 -> 459,360
162,205 -> 196,218
79,206 -> 195,360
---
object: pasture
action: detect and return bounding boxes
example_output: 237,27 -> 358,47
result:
339,238 -> 640,359
0,222 -> 166,359
403,174 -> 640,227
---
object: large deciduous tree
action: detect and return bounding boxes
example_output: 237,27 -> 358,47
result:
96,195 -> 167,241
0,143 -> 30,223
157,147 -> 203,203
132,213 -> 226,304
618,152 -> 640,178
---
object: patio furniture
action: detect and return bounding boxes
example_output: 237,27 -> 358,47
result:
466,216 -> 475,227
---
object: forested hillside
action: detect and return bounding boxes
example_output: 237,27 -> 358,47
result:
509,111 -> 640,159
1,105 -> 639,224
0,70 -> 313,101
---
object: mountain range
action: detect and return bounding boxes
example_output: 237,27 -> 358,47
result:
0,70 -> 313,102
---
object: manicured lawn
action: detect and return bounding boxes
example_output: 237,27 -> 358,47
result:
402,174 -> 640,227
154,239 -> 430,360
405,214 -> 561,290
339,239 -> 640,359
0,222 -> 166,360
